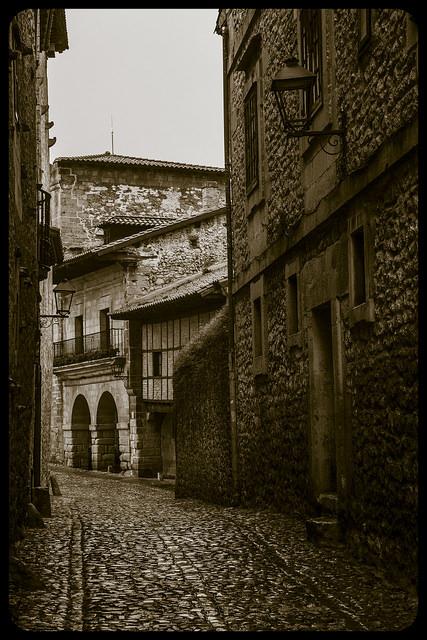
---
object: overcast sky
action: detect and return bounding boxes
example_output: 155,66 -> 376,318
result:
48,9 -> 224,168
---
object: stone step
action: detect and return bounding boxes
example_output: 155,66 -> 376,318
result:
317,492 -> 338,515
306,516 -> 343,548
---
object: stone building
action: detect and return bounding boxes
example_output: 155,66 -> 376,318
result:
212,9 -> 418,580
9,9 -> 68,544
49,154 -> 226,476
111,262 -> 227,478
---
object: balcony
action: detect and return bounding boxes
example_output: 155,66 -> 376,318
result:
37,185 -> 64,280
53,328 -> 125,367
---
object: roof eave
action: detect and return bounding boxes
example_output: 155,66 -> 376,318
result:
110,293 -> 225,321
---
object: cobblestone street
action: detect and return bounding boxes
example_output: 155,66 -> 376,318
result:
9,466 -> 417,632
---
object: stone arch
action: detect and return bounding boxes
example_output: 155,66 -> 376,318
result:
93,391 -> 120,472
69,394 -> 91,469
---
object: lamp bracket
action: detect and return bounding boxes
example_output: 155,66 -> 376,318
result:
287,129 -> 344,155
40,314 -> 68,329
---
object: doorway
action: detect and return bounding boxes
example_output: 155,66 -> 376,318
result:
96,392 -> 119,471
70,394 -> 91,469
310,302 -> 336,497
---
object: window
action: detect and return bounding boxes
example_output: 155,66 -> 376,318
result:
250,276 -> 266,375
287,274 -> 299,334
350,227 -> 366,307
244,83 -> 259,194
347,215 -> 375,326
37,186 -> 51,269
300,9 -> 323,118
253,297 -> 263,357
99,308 -> 110,350
75,315 -> 83,354
152,351 -> 162,377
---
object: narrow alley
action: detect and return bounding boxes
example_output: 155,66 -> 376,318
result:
9,467 -> 417,632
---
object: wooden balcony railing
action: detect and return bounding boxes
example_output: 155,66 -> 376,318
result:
53,328 -> 124,367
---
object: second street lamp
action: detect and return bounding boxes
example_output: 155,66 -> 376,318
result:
40,279 -> 76,328
271,57 -> 344,153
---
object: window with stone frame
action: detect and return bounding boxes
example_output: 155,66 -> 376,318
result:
244,82 -> 259,194
300,8 -> 323,119
349,226 -> 367,308
287,273 -> 299,335
285,259 -> 302,348
250,276 -> 267,375
347,213 -> 375,327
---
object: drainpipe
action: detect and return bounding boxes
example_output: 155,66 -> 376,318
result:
217,15 -> 239,503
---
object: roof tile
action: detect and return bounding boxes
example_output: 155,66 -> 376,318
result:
111,263 -> 228,317
53,153 -> 225,173
100,214 -> 176,227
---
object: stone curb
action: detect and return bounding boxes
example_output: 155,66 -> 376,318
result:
50,464 -> 176,491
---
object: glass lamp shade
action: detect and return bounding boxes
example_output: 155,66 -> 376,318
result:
112,356 -> 126,378
271,57 -> 316,92
53,279 -> 75,316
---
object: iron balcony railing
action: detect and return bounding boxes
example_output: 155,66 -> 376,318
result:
53,328 -> 125,367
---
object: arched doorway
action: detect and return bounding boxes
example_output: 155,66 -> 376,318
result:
95,392 -> 120,472
70,395 -> 91,469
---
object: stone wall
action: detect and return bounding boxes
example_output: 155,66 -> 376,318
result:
175,307 -> 233,504
49,159 -> 226,258
58,264 -> 126,340
335,9 -> 418,174
9,9 -> 40,542
341,155 -> 418,575
124,213 -> 227,305
234,267 -> 311,512
222,8 -> 418,581
226,9 -> 417,277
38,36 -> 56,488
49,373 -> 64,464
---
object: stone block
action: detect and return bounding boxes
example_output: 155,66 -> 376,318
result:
306,516 -> 343,547
9,556 -> 45,591
26,503 -> 46,529
32,487 -> 51,517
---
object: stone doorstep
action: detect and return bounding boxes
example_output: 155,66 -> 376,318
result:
306,516 -> 344,548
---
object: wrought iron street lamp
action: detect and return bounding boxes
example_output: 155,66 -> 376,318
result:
271,57 -> 344,154
40,279 -> 75,328
111,356 -> 131,387
112,356 -> 127,379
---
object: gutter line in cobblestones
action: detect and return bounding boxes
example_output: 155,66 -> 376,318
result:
66,504 -> 84,631
246,526 -> 369,631
158,533 -> 228,631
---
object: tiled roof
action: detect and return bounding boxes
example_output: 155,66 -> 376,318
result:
59,207 -> 226,266
53,153 -> 225,173
99,215 -> 176,227
60,220 -> 179,265
110,263 -> 228,318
